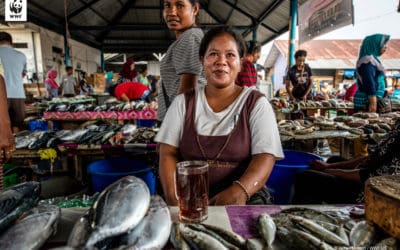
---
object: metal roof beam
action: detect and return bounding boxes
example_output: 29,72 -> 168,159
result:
198,2 -> 225,24
96,0 -> 138,42
75,0 -> 109,23
129,6 -> 160,10
243,0 -> 285,38
71,24 -> 249,31
29,1 -> 64,23
225,0 -> 238,24
220,0 -> 278,34
260,26 -> 288,45
68,0 -> 102,19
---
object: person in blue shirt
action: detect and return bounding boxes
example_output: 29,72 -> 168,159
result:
0,32 -> 27,132
353,34 -> 390,112
391,83 -> 400,101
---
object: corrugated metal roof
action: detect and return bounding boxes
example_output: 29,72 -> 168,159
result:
265,39 -> 400,69
0,0 -> 307,60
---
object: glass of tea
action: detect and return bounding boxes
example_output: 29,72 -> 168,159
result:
175,161 -> 209,223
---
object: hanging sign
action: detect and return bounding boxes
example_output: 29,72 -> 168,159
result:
5,0 -> 27,22
298,0 -> 354,44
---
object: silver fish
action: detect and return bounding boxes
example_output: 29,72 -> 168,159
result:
67,213 -> 92,247
180,223 -> 228,250
60,129 -> 89,142
258,213 -> 276,248
121,124 -> 137,136
291,228 -> 335,250
372,237 -> 398,250
120,195 -> 172,250
289,214 -> 348,246
0,205 -> 60,250
187,223 -> 240,250
170,222 -> 190,250
202,223 -> 247,248
336,224 -> 350,246
85,176 -> 150,247
349,220 -> 375,247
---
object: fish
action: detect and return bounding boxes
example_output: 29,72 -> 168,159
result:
170,222 -> 191,250
179,223 -> 229,250
187,223 -> 240,250
121,124 -> 137,136
0,182 -> 41,232
288,214 -> 349,246
0,205 -> 61,250
202,223 -> 247,248
119,195 -> 172,250
279,207 -> 338,224
258,213 -> 276,248
28,131 -> 54,150
67,213 -> 92,248
60,129 -> 89,142
290,228 -> 335,250
336,224 -> 350,246
349,220 -> 375,247
371,237 -> 398,250
85,176 -> 151,247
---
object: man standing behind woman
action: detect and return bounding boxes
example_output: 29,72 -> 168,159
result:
236,41 -> 261,87
60,66 -> 78,97
353,34 -> 390,113
0,31 -> 27,133
158,0 -> 206,122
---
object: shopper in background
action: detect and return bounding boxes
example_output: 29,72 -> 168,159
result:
109,81 -> 155,103
0,31 -> 27,133
60,66 -> 78,97
44,69 -> 59,99
344,82 -> 357,102
0,74 -> 15,165
137,66 -> 150,88
156,26 -> 283,206
285,49 -> 313,101
117,59 -> 138,84
390,83 -> 400,101
158,0 -> 206,122
353,34 -> 390,112
236,40 -> 261,87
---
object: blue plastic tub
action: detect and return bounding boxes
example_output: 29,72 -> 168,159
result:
87,157 -> 156,194
136,119 -> 155,128
28,120 -> 48,131
266,150 -> 322,204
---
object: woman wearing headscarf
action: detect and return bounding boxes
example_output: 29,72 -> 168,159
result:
44,69 -> 59,99
353,34 -> 390,112
117,59 -> 138,84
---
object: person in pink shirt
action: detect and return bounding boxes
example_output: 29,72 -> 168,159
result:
44,69 -> 59,99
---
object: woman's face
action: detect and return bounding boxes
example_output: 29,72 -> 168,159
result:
202,33 -> 241,89
130,63 -> 135,71
163,0 -> 198,34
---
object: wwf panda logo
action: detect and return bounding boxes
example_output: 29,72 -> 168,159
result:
10,0 -> 23,14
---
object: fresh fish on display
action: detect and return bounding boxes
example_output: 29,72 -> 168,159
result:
74,104 -> 86,112
170,222 -> 191,250
121,124 -> 137,136
187,223 -> 240,250
135,101 -> 146,110
258,213 -> 276,248
77,130 -> 99,144
55,104 -> 69,112
372,237 -> 398,250
28,131 -> 54,150
202,223 -> 247,248
0,205 -> 60,250
349,220 -> 376,247
15,135 -> 34,149
67,213 -> 92,248
94,104 -> 108,111
179,223 -> 229,250
288,214 -> 349,246
119,195 -> 172,250
0,182 -> 40,232
85,176 -> 151,247
290,228 -> 335,250
60,129 -> 89,142
104,97 -> 118,104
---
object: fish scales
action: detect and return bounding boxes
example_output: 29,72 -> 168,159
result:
187,223 -> 240,250
258,213 -> 276,247
180,224 -> 228,250
202,223 -> 247,248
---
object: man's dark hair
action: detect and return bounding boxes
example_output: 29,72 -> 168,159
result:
295,50 -> 307,59
246,41 -> 261,54
199,26 -> 246,59
0,32 -> 12,43
65,66 -> 73,71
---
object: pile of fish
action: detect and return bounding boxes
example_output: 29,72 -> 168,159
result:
259,207 -> 399,249
64,176 -> 171,249
171,222 -> 254,250
270,98 -> 353,112
15,124 -> 158,149
278,112 -> 400,137
0,182 -> 40,232
46,99 -> 157,112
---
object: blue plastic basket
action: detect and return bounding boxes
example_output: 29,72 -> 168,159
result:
136,119 -> 155,128
266,150 -> 322,204
28,120 -> 48,131
87,157 -> 156,194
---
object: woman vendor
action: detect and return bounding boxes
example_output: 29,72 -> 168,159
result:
109,81 -> 155,103
155,26 -> 284,206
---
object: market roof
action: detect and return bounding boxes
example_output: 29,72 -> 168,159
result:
264,39 -> 400,69
0,0 -> 306,59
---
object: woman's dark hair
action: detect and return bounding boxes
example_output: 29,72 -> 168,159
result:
295,49 -> 307,59
199,26 -> 246,59
0,32 -> 12,43
246,41 -> 261,54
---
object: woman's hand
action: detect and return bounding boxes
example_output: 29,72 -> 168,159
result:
209,184 -> 248,205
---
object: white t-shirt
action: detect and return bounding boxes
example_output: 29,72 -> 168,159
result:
155,86 -> 284,159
